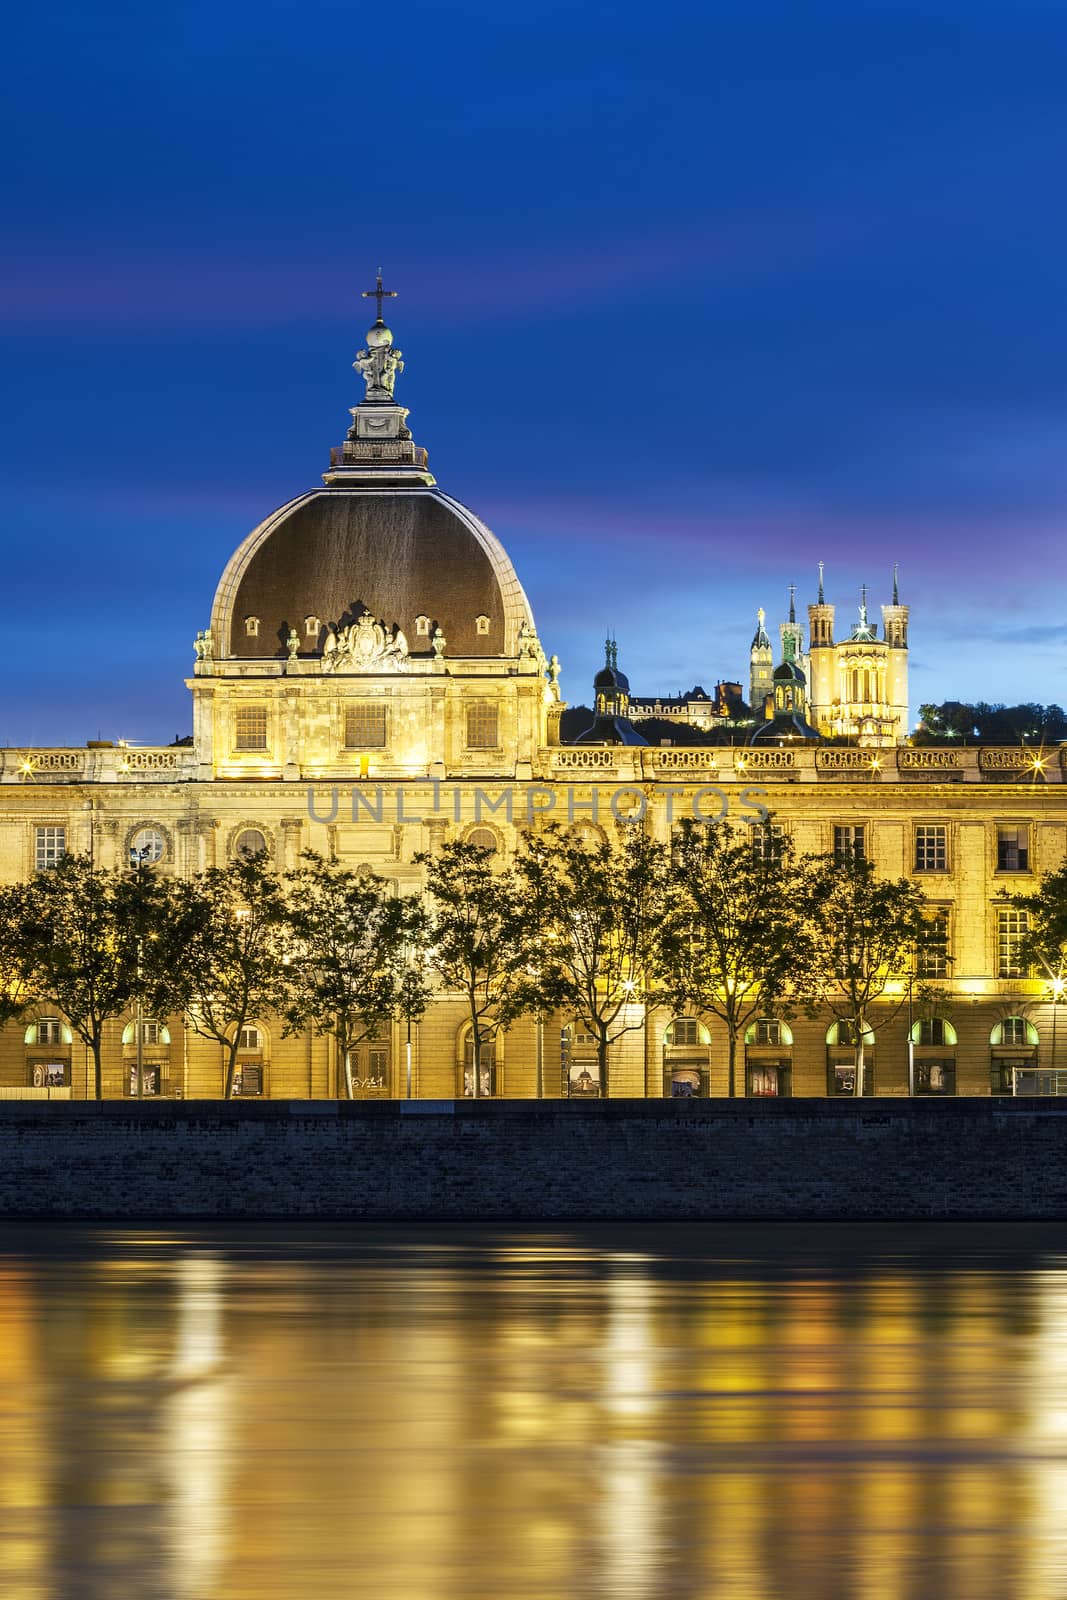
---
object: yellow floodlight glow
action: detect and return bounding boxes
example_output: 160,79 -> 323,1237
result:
1051,977 -> 1066,1000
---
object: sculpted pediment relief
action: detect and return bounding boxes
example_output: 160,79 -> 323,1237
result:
322,610 -> 409,673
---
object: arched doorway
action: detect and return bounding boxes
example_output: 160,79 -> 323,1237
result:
744,1018 -> 793,1097
826,1020 -> 875,1096
990,1016 -> 1041,1095
910,1017 -> 957,1094
662,1017 -> 711,1097
460,1025 -> 497,1098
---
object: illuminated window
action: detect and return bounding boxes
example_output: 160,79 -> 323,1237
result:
415,615 -> 430,636
238,1025 -> 263,1052
997,909 -> 1029,978
475,615 -> 491,636
343,704 -> 388,749
244,616 -> 260,638
751,825 -> 784,865
140,1020 -> 161,1047
671,1018 -> 701,1047
756,1018 -> 782,1046
462,1032 -> 497,1097
35,826 -> 65,870
304,615 -> 321,638
37,1019 -> 64,1046
1000,1015 -> 1031,1046
833,824 -> 865,862
917,909 -> 950,978
997,825 -> 1029,872
130,827 -> 165,865
235,706 -> 269,751
234,828 -> 268,860
916,1017 -> 950,1046
914,825 -> 947,872
465,702 -> 499,749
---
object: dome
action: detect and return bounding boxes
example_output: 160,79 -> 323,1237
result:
593,662 -> 630,694
210,486 -> 535,660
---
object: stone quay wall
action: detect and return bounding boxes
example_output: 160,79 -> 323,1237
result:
1,1099 -> 1067,1219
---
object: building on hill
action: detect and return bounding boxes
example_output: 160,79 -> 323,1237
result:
0,290 -> 1062,1101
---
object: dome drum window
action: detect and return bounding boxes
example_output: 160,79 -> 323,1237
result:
244,616 -> 260,638
475,615 -> 491,635
304,615 -> 321,639
415,615 -> 431,636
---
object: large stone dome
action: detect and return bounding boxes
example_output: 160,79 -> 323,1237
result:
210,484 -> 534,660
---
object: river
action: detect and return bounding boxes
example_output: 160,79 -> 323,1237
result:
0,1222 -> 1065,1597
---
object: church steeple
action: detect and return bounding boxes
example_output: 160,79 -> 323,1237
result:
323,270 -> 435,488
749,607 -> 774,716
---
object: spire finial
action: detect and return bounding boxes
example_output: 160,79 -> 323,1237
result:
362,268 -> 398,326
788,583 -> 796,624
757,606 -> 765,628
859,583 -> 868,625
817,561 -> 825,604
892,562 -> 899,605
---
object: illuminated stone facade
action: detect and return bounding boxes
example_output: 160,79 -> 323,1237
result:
0,314 -> 1062,1099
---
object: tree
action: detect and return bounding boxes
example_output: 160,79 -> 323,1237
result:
661,819 -> 817,1098
175,852 -> 291,1098
414,839 -> 532,1096
1009,864 -> 1067,987
804,852 -> 934,1096
17,854 -> 175,1099
282,852 -> 429,1098
517,824 -> 669,1093
0,882 -> 39,1028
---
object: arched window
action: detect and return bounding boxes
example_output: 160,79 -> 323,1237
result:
743,1018 -> 795,1047
461,1026 -> 497,1098
304,615 -> 321,638
121,1019 -> 171,1096
415,614 -> 431,637
234,828 -> 268,860
910,1018 -> 957,1047
464,827 -> 499,856
24,1018 -> 73,1047
129,826 -> 166,866
244,616 -> 260,638
121,1020 -> 171,1048
991,1017 -> 1038,1047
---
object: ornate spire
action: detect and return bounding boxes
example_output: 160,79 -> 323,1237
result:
355,270 -> 404,401
859,584 -> 868,627
892,563 -> 899,605
788,584 -> 796,624
323,270 -> 434,487
817,561 -> 825,604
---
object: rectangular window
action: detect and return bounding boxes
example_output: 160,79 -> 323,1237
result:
35,826 -> 66,870
751,825 -> 785,865
140,1021 -> 161,1047
997,908 -> 1029,979
997,825 -> 1029,872
30,1061 -> 69,1088
755,1019 -> 782,1045
1002,1016 -> 1029,1046
671,1019 -> 700,1047
234,705 -> 269,751
833,824 -> 865,863
343,703 -> 388,749
914,825 -> 948,872
37,1019 -> 63,1045
917,909 -> 950,979
465,702 -> 499,750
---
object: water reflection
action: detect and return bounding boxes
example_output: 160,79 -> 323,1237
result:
0,1224 -> 1066,1598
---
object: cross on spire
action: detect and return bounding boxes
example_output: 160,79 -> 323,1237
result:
362,268 -> 397,323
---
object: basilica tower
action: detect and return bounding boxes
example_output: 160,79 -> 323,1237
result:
749,609 -> 774,717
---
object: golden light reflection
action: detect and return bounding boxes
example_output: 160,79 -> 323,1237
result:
1,1231 -> 1067,1597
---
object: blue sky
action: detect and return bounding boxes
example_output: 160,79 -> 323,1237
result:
2,0 -> 1066,743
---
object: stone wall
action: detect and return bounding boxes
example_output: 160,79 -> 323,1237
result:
1,1099 -> 1067,1219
